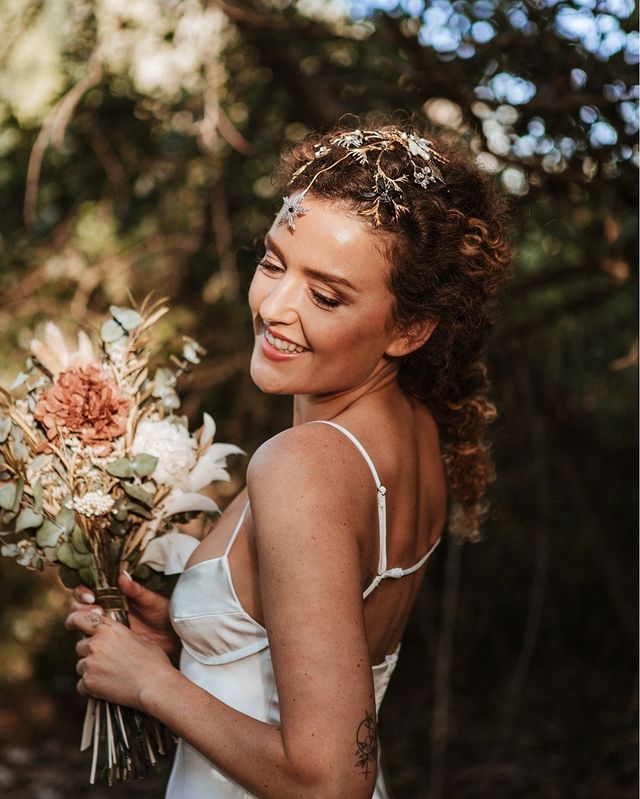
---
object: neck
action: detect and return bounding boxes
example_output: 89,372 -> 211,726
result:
292,360 -> 402,425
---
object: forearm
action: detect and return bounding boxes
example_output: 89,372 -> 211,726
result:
140,666 -> 373,799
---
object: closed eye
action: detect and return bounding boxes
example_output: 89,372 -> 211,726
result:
256,258 -> 283,275
257,257 -> 343,310
310,290 -> 342,310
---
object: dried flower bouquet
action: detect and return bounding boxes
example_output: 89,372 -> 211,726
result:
0,297 -> 242,784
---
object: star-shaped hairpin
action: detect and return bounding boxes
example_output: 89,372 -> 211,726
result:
276,193 -> 309,230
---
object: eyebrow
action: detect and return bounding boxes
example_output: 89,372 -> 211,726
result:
264,234 -> 358,293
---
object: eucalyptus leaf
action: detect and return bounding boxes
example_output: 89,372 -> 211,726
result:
56,542 -> 80,569
15,508 -> 43,533
123,482 -> 154,507
11,479 -> 24,513
31,453 -> 51,472
12,441 -> 29,463
0,482 -> 17,511
0,416 -> 11,443
105,459 -> 135,478
101,319 -> 125,343
132,453 -> 158,477
58,565 -> 81,588
43,546 -> 58,562
79,567 -> 95,587
126,502 -> 153,520
71,526 -> 90,554
36,519 -> 65,548
112,500 -> 128,523
1,510 -> 16,525
57,542 -> 92,569
76,551 -> 93,568
55,505 -> 75,536
110,306 -> 143,331
32,479 -> 43,514
1,543 -> 19,557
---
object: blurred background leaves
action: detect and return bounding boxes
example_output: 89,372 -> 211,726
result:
0,1 -> 637,797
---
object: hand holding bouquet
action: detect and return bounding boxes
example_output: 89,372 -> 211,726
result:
0,297 -> 242,784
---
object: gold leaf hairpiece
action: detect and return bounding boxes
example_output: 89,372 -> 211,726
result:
278,128 -> 449,228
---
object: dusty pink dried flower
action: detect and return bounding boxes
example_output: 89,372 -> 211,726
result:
34,365 -> 129,452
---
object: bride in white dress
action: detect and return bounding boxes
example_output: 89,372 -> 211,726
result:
66,123 -> 510,798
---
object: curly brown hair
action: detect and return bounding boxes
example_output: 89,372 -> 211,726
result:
276,121 -> 512,539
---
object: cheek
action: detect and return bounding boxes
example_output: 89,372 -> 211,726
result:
248,273 -> 263,319
314,314 -> 388,361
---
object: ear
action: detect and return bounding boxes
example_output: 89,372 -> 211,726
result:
385,318 -> 438,358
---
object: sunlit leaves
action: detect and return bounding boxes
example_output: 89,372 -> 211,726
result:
476,73 -> 537,105
352,0 -> 638,186
35,519 -> 65,548
555,4 -> 638,62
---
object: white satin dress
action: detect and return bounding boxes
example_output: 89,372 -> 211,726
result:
160,421 -> 440,799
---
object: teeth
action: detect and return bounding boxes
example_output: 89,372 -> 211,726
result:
265,330 -> 305,353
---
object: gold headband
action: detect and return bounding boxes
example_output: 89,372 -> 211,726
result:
276,128 -> 449,229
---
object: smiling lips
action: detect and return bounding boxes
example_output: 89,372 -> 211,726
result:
263,328 -> 307,355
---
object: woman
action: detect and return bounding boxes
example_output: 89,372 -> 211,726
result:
66,123 -> 511,798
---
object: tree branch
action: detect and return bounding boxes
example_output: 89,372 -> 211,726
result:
24,61 -> 102,227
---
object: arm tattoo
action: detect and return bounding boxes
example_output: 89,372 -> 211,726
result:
354,709 -> 378,779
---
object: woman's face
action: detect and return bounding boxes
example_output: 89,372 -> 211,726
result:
248,195 -> 402,397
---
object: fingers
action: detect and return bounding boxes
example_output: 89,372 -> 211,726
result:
69,586 -> 103,627
69,599 -> 103,615
66,611 -> 110,635
117,570 -> 144,600
72,585 -> 97,605
76,636 -> 92,657
118,570 -> 161,608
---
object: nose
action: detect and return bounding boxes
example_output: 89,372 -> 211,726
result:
257,273 -> 301,327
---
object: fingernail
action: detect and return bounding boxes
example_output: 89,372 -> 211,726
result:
81,592 -> 95,603
92,606 -> 104,616
120,569 -> 132,581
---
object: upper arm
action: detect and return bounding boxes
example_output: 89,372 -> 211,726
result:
247,425 -> 378,796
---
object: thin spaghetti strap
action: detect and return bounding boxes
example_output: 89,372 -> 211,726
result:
400,535 -> 441,574
309,420 -> 388,577
311,420 -> 383,487
307,420 -> 439,599
224,500 -> 250,557
362,537 -> 440,598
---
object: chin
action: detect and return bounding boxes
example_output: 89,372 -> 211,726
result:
249,358 -> 294,396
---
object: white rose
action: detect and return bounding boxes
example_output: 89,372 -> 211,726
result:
132,419 -> 197,489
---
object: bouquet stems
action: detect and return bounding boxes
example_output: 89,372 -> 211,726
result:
79,586 -> 173,785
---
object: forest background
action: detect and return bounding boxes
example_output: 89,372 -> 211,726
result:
0,1 -> 637,797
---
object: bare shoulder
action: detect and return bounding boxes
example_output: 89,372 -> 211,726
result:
247,423 -> 374,504
246,423 -> 379,561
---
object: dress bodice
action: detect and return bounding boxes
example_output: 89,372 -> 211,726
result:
170,554 -> 269,666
